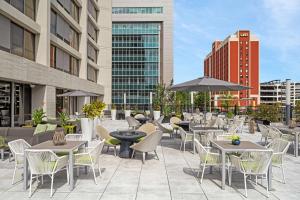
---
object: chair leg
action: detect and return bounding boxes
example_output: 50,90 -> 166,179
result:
183,142 -> 186,152
281,164 -> 286,184
29,173 -> 33,197
67,167 -> 70,184
98,160 -> 102,177
92,166 -> 97,185
266,174 -> 269,198
142,152 -> 145,164
50,174 -> 54,197
180,141 -> 183,151
244,174 -> 248,198
12,164 -> 17,185
106,146 -> 109,152
41,175 -> 44,185
197,163 -> 201,177
131,149 -> 135,159
154,150 -> 159,160
228,166 -> 232,186
200,164 -> 206,183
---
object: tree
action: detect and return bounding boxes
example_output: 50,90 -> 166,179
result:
220,93 -> 235,112
194,92 -> 210,111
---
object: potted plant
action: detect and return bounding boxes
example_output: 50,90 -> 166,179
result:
81,102 -> 97,142
153,101 -> 161,120
124,105 -> 131,118
111,104 -> 117,120
32,108 -> 46,126
92,100 -> 106,139
231,135 -> 241,145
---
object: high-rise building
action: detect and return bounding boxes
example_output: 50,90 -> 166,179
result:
112,0 -> 173,109
0,0 -> 112,127
204,30 -> 259,107
260,80 -> 300,106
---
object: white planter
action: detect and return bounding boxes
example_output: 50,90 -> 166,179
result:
111,109 -> 117,120
125,110 -> 131,118
81,118 -> 94,142
93,117 -> 101,139
153,110 -> 161,120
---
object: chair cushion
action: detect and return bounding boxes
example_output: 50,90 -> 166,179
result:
106,138 -> 121,145
46,124 -> 57,131
34,124 -> 48,135
75,155 -> 93,165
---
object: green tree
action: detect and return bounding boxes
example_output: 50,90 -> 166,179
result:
221,93 -> 235,112
194,92 -> 210,111
294,100 -> 300,122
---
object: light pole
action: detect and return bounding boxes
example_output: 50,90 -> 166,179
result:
286,79 -> 291,125
191,92 -> 194,113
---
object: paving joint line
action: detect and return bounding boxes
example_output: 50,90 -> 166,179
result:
161,140 -> 174,200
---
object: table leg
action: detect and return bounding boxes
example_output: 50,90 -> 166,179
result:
69,151 -> 74,191
193,130 -> 196,154
84,142 -> 88,174
23,151 -> 28,191
295,133 -> 299,157
0,149 -> 3,161
268,162 -> 272,190
221,150 -> 226,190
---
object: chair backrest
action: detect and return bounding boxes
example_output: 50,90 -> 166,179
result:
8,139 -> 31,156
131,130 -> 163,152
65,134 -> 83,141
240,150 -> 273,174
205,112 -> 212,121
126,116 -> 141,128
194,139 -> 208,163
170,116 -> 181,124
156,122 -> 172,133
183,113 -> 192,121
227,124 -> 238,134
268,126 -> 282,139
178,127 -> 188,141
192,114 -> 203,124
138,123 -> 156,135
216,118 -> 225,128
258,124 -> 268,135
89,139 -> 105,164
216,134 -> 232,141
95,125 -> 111,140
268,138 -> 290,154
207,117 -> 217,127
134,114 -> 145,119
26,149 -> 58,174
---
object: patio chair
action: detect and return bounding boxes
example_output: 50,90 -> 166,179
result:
65,134 -> 83,141
194,139 -> 222,183
179,127 -> 193,152
229,150 -> 273,198
134,114 -> 145,119
156,122 -> 174,138
8,139 -> 31,185
95,125 -> 120,156
170,116 -> 181,135
126,116 -> 141,130
267,138 -> 291,183
74,139 -> 105,184
215,134 -> 232,141
26,149 -> 69,197
130,130 -> 163,164
257,124 -> 269,145
205,112 -> 213,121
137,123 -> 157,136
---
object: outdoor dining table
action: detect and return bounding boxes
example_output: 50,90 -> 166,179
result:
135,117 -> 150,124
23,140 -> 88,191
174,121 -> 191,131
211,140 -> 272,190
278,127 -> 299,157
110,130 -> 146,158
190,126 -> 224,154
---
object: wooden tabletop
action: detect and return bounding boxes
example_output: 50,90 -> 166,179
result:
29,140 -> 87,152
212,140 -> 266,152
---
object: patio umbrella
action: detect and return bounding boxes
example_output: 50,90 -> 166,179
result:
57,90 -> 99,97
170,76 -> 251,113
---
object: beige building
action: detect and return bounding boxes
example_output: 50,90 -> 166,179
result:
111,0 -> 173,108
0,0 -> 112,127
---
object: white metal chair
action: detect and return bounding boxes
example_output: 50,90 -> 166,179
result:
267,138 -> 291,183
194,139 -> 222,183
257,124 -> 269,145
65,134 -> 83,141
26,149 -> 69,197
8,139 -> 31,185
178,127 -> 194,152
74,139 -> 105,184
130,130 -> 163,163
229,150 -> 273,198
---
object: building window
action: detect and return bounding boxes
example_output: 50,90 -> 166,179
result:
87,43 -> 97,62
87,20 -> 97,42
51,10 -> 79,50
24,30 -> 35,60
0,14 -> 11,52
50,45 -> 79,76
88,0 -> 97,21
112,7 -> 163,14
57,0 -> 79,23
87,65 -> 98,82
11,23 -> 24,57
6,0 -> 35,20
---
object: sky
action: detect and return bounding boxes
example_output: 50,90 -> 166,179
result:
173,0 -> 300,84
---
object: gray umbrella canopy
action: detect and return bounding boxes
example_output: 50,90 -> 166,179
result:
170,76 -> 250,92
57,90 -> 99,97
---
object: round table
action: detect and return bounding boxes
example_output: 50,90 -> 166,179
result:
135,117 -> 149,124
175,121 -> 190,131
110,130 -> 146,158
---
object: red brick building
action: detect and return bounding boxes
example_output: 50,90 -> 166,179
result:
204,30 -> 259,107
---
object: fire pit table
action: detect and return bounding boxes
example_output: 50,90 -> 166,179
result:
110,130 -> 146,158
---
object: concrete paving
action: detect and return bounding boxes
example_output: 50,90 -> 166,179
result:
0,119 -> 299,200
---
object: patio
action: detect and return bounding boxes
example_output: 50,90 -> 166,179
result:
0,119 -> 299,200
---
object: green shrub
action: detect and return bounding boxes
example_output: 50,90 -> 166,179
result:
32,108 -> 46,126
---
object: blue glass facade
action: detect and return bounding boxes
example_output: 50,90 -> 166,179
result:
112,23 -> 161,107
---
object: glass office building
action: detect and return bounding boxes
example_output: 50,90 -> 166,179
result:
112,23 -> 161,108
